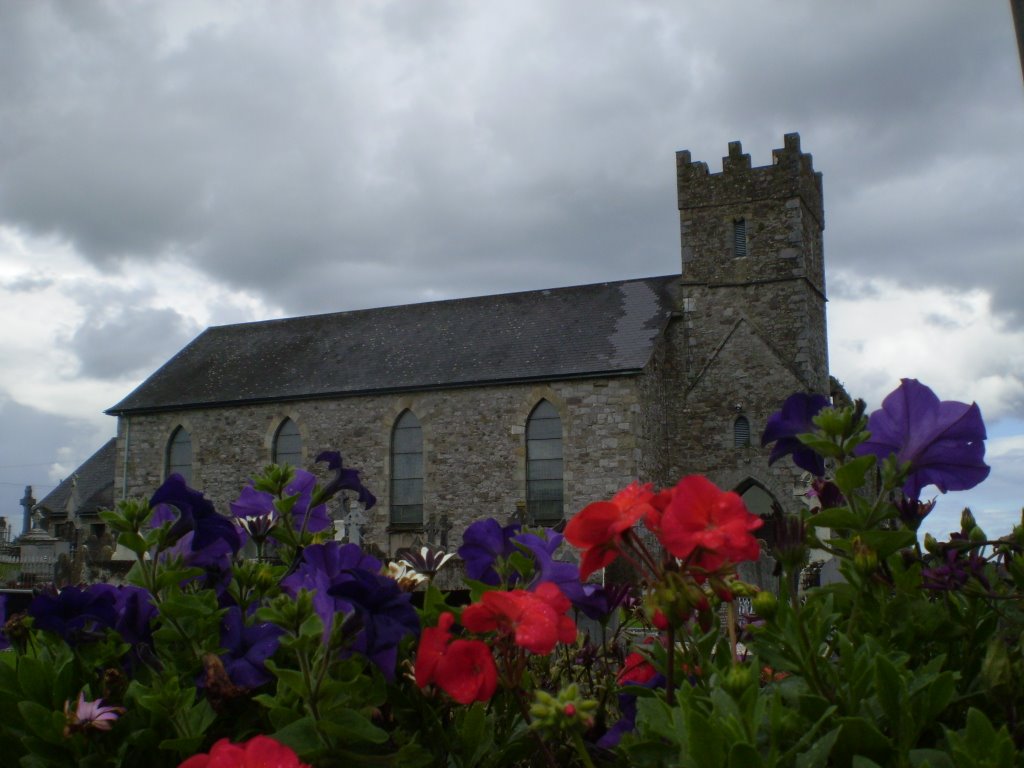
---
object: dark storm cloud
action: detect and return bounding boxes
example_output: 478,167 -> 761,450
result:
67,305 -> 200,380
0,1 -> 1019,322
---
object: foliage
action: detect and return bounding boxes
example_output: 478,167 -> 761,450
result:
0,380 -> 1020,766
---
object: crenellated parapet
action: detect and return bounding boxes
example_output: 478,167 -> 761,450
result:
676,133 -> 823,230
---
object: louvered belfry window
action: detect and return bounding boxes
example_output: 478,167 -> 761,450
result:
733,218 -> 748,258
273,418 -> 303,467
734,416 -> 751,447
527,400 -> 564,525
390,410 -> 424,526
167,426 -> 193,483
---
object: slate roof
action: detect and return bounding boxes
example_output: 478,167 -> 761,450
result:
107,276 -> 679,414
36,438 -> 117,518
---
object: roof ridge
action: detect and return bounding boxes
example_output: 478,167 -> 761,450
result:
206,274 -> 678,332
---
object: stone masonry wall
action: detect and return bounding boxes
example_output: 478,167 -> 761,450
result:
114,375 -> 649,556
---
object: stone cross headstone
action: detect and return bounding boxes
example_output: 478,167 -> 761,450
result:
438,514 -> 451,550
425,514 -> 440,546
344,507 -> 367,547
20,486 -> 35,536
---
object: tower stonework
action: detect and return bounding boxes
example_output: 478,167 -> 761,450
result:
664,133 -> 829,520
676,132 -> 828,394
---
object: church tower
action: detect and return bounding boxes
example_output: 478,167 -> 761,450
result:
675,133 -> 828,394
661,134 -> 829,544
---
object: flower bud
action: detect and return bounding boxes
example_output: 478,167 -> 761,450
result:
721,664 -> 756,698
852,537 -> 878,576
708,576 -> 733,603
751,591 -> 777,620
923,533 -> 941,555
969,525 -> 987,544
961,508 -> 977,533
529,686 -> 598,731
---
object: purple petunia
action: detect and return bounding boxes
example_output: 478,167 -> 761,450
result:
458,518 -> 521,585
29,585 -> 119,645
29,584 -> 157,652
315,451 -> 377,510
855,379 -> 990,500
218,605 -> 284,689
230,470 -> 332,538
761,393 -> 832,476
150,474 -> 242,567
280,542 -> 419,680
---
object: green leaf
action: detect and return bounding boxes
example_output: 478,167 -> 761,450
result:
806,508 -> 863,530
458,703 -> 494,767
728,742 -> 761,768
834,717 -> 891,765
16,658 -> 53,707
317,709 -> 389,745
909,749 -> 956,768
272,716 -> 324,757
834,455 -> 877,497
795,726 -> 839,768
265,661 -> 312,700
158,736 -> 206,756
872,654 -> 904,729
16,701 -> 62,745
859,529 -> 916,559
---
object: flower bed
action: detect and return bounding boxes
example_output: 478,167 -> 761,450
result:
0,379 -> 1020,767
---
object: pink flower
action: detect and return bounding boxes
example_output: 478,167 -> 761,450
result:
178,735 -> 310,768
63,692 -> 124,737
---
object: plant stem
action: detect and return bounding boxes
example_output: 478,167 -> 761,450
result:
666,624 -> 676,706
570,728 -> 597,768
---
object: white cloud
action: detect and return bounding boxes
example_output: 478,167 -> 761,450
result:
830,277 -> 1024,537
829,271 -> 1024,423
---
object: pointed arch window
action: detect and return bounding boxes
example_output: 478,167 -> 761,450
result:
526,400 -> 563,524
390,410 -> 423,527
733,416 -> 751,447
166,426 -> 193,484
273,418 -> 303,467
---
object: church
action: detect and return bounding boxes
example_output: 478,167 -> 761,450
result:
52,134 -> 831,565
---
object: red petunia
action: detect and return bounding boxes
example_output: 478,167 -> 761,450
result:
178,735 -> 310,768
460,583 -> 576,655
565,482 -> 660,579
657,475 -> 762,576
415,612 -> 498,704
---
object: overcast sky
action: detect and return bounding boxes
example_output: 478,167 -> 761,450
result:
1,1 -> 1021,542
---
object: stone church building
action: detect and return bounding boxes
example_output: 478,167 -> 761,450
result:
100,133 -> 829,558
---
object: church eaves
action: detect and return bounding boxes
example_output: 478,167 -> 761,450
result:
106,276 -> 678,415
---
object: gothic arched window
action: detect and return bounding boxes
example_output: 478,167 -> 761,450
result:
166,426 -> 193,484
273,418 -> 303,467
526,400 -> 563,525
390,410 -> 423,527
734,416 -> 751,447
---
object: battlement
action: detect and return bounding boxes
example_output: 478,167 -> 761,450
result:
676,133 -> 823,228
